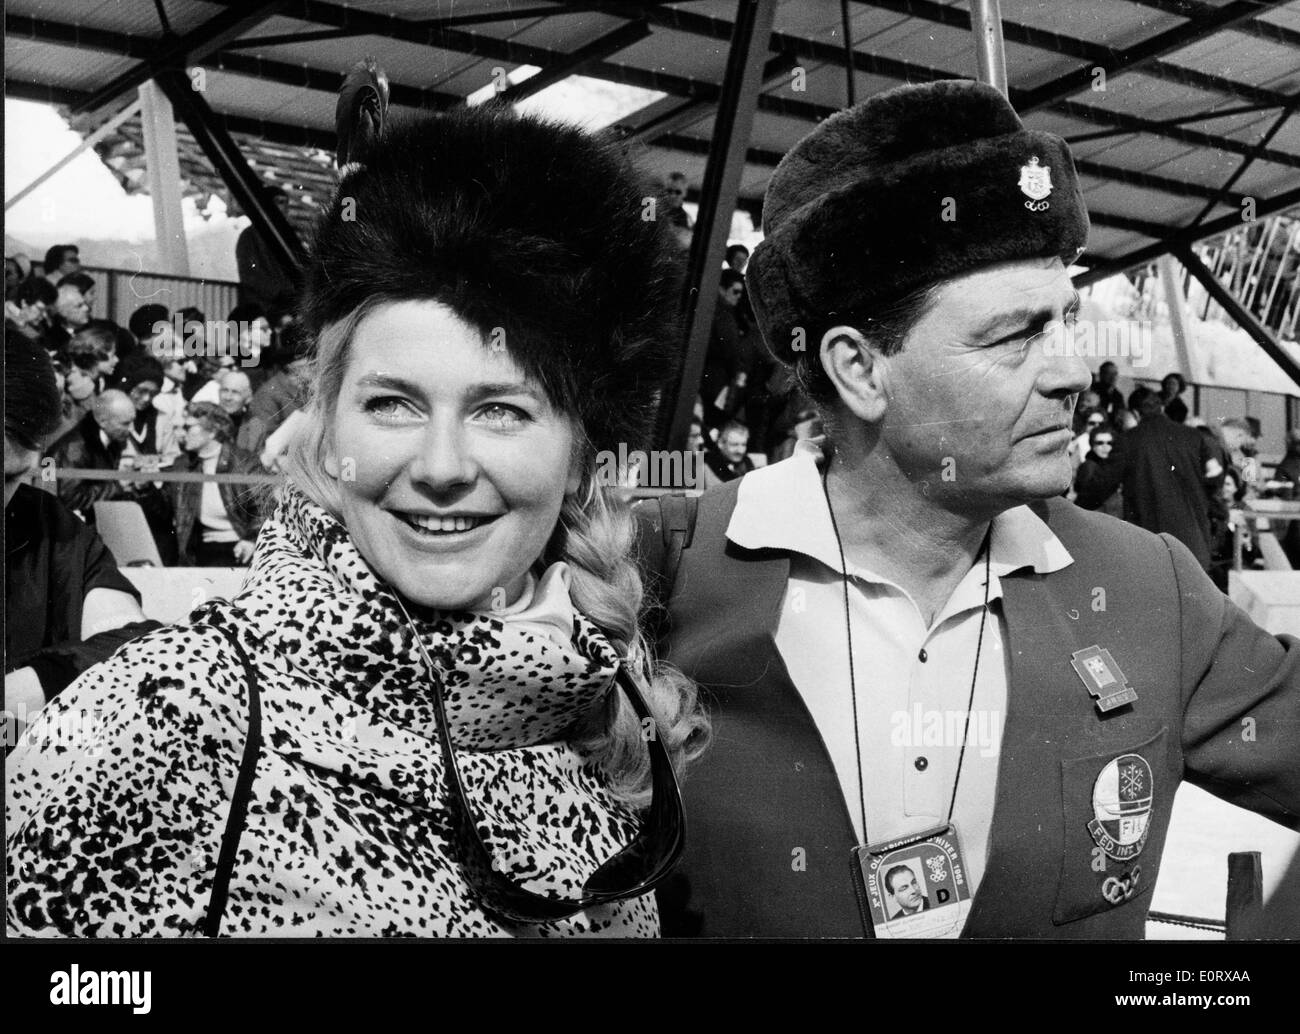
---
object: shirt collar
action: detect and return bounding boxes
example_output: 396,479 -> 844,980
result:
726,450 -> 1073,584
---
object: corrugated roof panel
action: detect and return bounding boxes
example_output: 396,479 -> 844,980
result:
7,0 -> 220,36
499,10 -> 633,51
1087,225 -> 1155,256
1080,177 -> 1204,222
4,37 -> 136,88
1256,1 -> 1300,32
1064,70 -> 1238,120
1162,30 -> 1300,88
1001,0 -> 1181,49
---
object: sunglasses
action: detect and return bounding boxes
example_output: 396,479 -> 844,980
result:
391,592 -> 686,924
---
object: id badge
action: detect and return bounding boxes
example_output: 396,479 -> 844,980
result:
853,823 -> 972,938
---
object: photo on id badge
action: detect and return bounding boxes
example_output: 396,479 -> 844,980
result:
860,832 -> 971,937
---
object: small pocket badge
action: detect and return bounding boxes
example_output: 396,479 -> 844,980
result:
1071,645 -> 1138,714
1088,753 -> 1153,862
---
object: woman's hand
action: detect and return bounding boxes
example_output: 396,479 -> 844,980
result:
233,539 -> 256,564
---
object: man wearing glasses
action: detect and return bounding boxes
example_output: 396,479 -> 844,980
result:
640,80 -> 1299,939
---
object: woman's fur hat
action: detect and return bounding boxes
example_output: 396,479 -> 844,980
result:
302,84 -> 684,456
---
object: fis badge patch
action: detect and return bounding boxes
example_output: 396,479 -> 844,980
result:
1088,753 -> 1153,861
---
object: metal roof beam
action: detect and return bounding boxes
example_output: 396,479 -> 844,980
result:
493,19 -> 651,104
1074,185 -> 1300,285
1054,98 -> 1300,170
6,15 -> 462,114
157,66 -> 306,270
69,0 -> 290,118
1014,0 -> 1290,112
854,0 -> 1291,110
1126,0 -> 1300,48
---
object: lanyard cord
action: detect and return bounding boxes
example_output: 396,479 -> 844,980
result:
821,468 -> 992,842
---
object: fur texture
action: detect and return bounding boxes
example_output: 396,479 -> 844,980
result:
749,79 -> 1090,364
301,104 -> 684,455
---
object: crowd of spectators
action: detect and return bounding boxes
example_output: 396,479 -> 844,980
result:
4,248 -> 311,574
1067,360 -> 1299,588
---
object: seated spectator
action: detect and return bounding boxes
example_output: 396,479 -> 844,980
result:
175,307 -> 212,401
1113,407 -> 1139,433
1126,383 -> 1153,416
1071,408 -> 1105,471
113,354 -> 181,470
1074,424 -> 1123,518
46,274 -> 94,352
227,302 -> 275,387
725,243 -> 749,274
41,243 -> 80,287
51,353 -> 99,441
4,277 -> 56,342
128,303 -> 172,360
45,389 -> 136,520
248,322 -> 309,436
172,403 -> 267,566
1091,361 -> 1125,422
6,330 -> 156,726
702,420 -> 756,487
4,256 -> 25,300
69,319 -> 122,391
58,270 -> 96,311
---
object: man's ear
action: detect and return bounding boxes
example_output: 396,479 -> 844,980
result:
820,325 -> 888,424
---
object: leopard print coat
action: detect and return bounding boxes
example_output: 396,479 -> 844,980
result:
6,485 -> 657,937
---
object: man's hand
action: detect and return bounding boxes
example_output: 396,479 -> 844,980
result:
232,539 -> 255,564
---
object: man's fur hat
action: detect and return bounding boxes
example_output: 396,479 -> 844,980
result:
302,78 -> 683,455
748,79 -> 1090,365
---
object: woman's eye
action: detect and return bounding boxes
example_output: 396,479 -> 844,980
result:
364,396 -> 415,419
478,403 -> 528,426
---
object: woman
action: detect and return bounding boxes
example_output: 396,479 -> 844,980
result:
7,92 -> 707,937
1073,423 -> 1123,519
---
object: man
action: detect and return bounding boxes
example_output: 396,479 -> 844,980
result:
725,243 -> 750,274
884,866 -> 930,919
46,390 -> 136,520
45,278 -> 93,353
661,171 -> 693,251
42,244 -> 80,287
211,369 -> 267,456
637,80 -> 1299,939
4,277 -> 56,342
1107,392 -> 1220,569
700,269 -> 748,429
702,420 -> 755,487
5,330 -> 154,726
128,303 -> 172,359
235,186 -> 299,322
171,403 -> 265,566
1091,361 -> 1124,422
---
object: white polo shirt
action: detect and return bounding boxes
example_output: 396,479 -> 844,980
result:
726,448 -> 1073,914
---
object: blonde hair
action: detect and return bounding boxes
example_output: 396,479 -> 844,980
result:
284,301 -> 709,808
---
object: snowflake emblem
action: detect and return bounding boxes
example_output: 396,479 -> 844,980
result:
926,855 -> 947,883
1120,763 -> 1144,800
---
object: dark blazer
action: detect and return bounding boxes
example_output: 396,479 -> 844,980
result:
46,411 -> 127,518
635,479 -> 1300,939
170,445 -> 266,564
1117,413 -> 1215,568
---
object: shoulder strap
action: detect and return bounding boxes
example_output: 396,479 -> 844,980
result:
201,622 -> 263,937
658,492 -> 699,593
